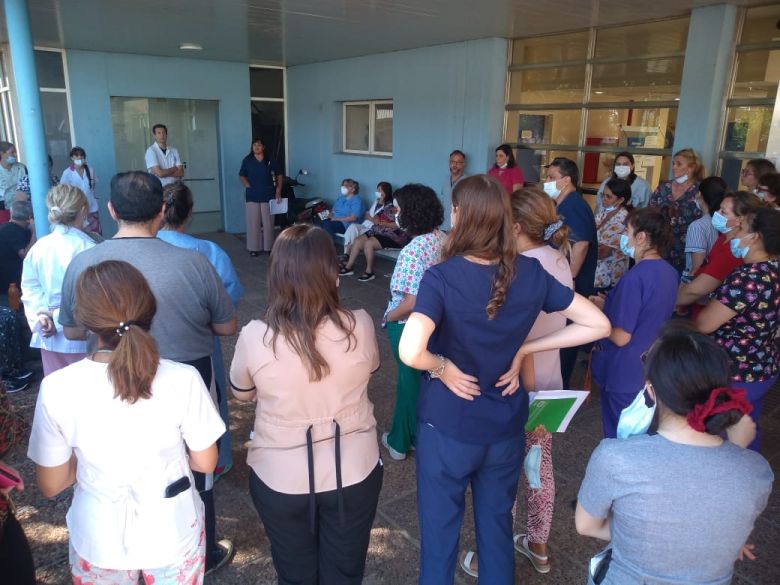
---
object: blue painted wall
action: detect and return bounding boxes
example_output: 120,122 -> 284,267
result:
66,50 -> 251,235
286,38 -> 508,225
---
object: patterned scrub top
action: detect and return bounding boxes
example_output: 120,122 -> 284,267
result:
594,206 -> 629,289
713,260 -> 780,383
649,180 -> 701,275
383,230 -> 446,325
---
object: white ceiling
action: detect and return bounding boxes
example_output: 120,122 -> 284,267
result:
0,0 -> 771,66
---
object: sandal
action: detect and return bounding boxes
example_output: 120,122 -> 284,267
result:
339,266 -> 354,276
357,272 -> 376,282
514,533 -> 550,574
459,550 -> 478,578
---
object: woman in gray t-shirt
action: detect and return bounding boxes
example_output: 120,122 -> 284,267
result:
576,323 -> 773,585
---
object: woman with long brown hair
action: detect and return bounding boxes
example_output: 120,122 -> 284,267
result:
230,224 -> 382,585
399,175 -> 609,585
28,260 -> 224,583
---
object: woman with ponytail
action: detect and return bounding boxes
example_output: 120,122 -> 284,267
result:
576,322 -> 773,585
21,184 -> 95,376
28,260 -> 225,583
399,175 -> 609,584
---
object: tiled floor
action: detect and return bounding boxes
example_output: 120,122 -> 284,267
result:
7,230 -> 780,584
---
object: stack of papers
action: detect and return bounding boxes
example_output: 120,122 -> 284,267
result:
525,390 -> 590,433
269,198 -> 288,215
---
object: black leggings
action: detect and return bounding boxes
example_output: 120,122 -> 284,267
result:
0,513 -> 35,584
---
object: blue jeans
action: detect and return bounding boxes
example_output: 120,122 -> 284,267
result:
320,219 -> 346,245
416,422 -> 524,585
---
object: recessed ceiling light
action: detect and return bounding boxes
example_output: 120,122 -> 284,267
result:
594,91 -> 604,94
674,97 -> 680,101
179,43 -> 203,51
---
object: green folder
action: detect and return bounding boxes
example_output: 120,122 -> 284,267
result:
524,390 -> 589,433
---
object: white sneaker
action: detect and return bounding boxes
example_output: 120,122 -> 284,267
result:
381,432 -> 407,461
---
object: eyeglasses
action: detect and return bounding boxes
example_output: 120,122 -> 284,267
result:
449,159 -> 465,165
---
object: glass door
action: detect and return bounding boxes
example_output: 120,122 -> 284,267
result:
111,97 -> 221,233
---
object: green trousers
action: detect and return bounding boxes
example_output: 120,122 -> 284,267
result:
386,321 -> 422,453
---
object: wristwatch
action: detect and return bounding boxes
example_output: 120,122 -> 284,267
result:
428,354 -> 448,379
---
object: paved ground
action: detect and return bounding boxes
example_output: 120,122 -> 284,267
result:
6,230 -> 780,584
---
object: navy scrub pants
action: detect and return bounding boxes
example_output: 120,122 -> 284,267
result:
415,422 -> 524,585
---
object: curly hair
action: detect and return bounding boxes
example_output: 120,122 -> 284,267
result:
395,183 -> 444,236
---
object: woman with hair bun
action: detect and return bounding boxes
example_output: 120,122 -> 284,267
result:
21,184 -> 95,376
28,260 -> 225,583
590,208 -> 679,438
576,322 -> 773,585
697,206 -> 780,451
399,175 -> 609,584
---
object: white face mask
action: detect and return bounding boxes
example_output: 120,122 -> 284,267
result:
73,158 -> 84,167
674,174 -> 689,184
499,163 -> 508,169
340,186 -> 349,196
614,165 -> 631,178
543,180 -> 561,199
375,191 -> 382,200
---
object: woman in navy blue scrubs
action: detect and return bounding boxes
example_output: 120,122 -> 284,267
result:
399,175 -> 610,585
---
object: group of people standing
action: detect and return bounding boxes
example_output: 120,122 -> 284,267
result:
0,135 -> 777,585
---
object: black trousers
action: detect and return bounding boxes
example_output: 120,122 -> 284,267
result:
249,461 -> 383,585
0,513 -> 36,584
182,356 -> 221,563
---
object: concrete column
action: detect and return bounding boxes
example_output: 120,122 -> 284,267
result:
5,0 -> 50,235
673,4 -> 739,174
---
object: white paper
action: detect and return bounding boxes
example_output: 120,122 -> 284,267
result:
269,198 -> 288,215
527,389 -> 590,433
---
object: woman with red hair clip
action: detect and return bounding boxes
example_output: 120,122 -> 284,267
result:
575,322 -> 773,585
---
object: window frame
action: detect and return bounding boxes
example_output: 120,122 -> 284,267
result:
342,99 -> 393,157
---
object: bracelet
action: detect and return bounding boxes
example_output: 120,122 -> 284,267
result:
428,354 -> 448,379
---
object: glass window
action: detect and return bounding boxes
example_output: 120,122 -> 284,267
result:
344,103 -> 370,152
250,68 -> 283,99
373,102 -> 393,153
590,58 -> 683,102
585,107 -> 676,150
40,91 -> 72,172
538,150 -> 579,179
723,105 -> 773,153
740,4 -> 780,45
511,32 -> 589,65
35,50 -> 65,89
508,66 -> 586,104
594,19 -> 689,59
731,49 -> 780,100
506,110 -> 582,146
251,101 -> 286,172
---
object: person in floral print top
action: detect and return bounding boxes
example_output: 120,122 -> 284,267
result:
697,207 -> 780,452
649,148 -> 704,275
381,184 -> 445,460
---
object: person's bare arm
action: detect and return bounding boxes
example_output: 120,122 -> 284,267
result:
188,443 -> 218,473
239,176 -> 251,189
385,293 -> 417,323
608,327 -> 632,347
64,325 -> 88,340
275,175 -> 283,200
570,241 -> 589,278
211,316 -> 237,336
36,455 -> 77,498
689,251 -> 706,276
696,299 -> 737,335
677,273 -> 721,306
575,502 -> 611,541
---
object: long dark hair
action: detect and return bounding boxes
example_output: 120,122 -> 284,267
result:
611,151 -> 637,184
494,144 -> 517,168
264,224 -> 356,381
75,261 -> 159,404
444,175 -> 516,319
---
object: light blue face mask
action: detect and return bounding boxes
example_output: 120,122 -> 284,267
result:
730,236 -> 750,259
616,387 -> 656,439
619,234 -> 635,259
5,156 -> 16,165
603,205 -> 616,212
523,444 -> 542,489
711,211 -> 732,234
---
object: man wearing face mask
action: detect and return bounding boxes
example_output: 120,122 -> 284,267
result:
544,158 -> 598,388
0,142 -> 27,217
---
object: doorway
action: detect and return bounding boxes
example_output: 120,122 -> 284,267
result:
110,97 -> 221,233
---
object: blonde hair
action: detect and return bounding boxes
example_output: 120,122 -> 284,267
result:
674,148 -> 706,183
510,187 -> 571,258
47,183 -> 87,225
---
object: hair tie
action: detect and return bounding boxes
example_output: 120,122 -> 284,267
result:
543,219 -> 563,242
115,320 -> 140,338
50,205 -> 62,214
164,194 -> 175,208
686,387 -> 753,432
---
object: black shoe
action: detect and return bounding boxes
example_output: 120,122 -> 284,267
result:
7,370 -> 33,382
4,378 -> 29,394
357,272 -> 376,282
339,266 -> 354,276
205,539 -> 234,576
